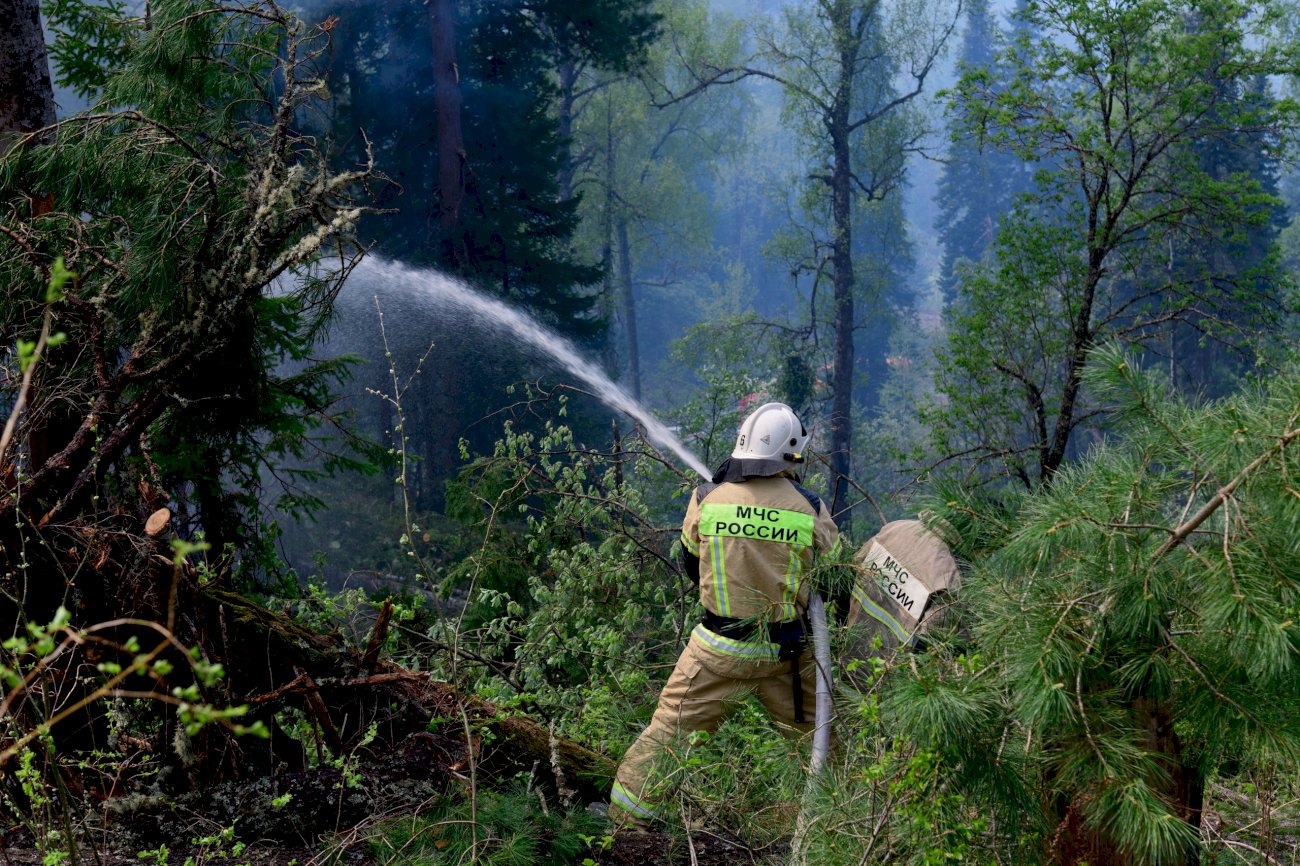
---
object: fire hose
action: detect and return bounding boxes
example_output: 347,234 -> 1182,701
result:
789,591 -> 832,865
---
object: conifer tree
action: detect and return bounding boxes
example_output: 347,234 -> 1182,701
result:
934,0 -> 1010,299
1,0 -> 378,557
1162,71 -> 1289,396
302,0 -> 656,331
900,345 -> 1300,865
295,0 -> 659,505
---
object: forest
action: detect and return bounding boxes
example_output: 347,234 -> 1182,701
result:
1,0 -> 1299,863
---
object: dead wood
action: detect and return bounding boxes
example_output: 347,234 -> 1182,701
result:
0,523 -> 613,816
361,599 -> 393,670
191,584 -> 615,801
143,508 -> 170,537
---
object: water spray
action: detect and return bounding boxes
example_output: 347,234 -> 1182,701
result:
361,256 -> 712,481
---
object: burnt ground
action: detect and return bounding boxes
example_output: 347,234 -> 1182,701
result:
0,728 -> 783,866
3,778 -> 1293,865
600,828 -> 779,866
1,823 -> 770,866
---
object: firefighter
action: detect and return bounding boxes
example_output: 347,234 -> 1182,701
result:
844,516 -> 962,656
610,402 -> 841,826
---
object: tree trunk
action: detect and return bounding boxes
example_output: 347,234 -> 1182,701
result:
1,0 -> 65,471
428,0 -> 464,230
616,218 -> 641,400
1042,249 -> 1102,482
0,0 -> 56,149
556,56 -> 578,202
828,126 -> 855,528
601,98 -> 618,373
823,0 -> 858,527
1053,698 -> 1204,866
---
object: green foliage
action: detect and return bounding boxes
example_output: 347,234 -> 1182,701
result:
668,313 -> 781,470
646,679 -> 1004,864
0,608 -> 265,862
441,416 -> 691,731
370,785 -> 606,866
297,0 -> 656,328
920,345 -> 1300,862
668,700 -> 805,843
42,0 -> 132,101
186,823 -> 249,866
925,213 -> 1088,487
934,0 -> 1030,300
934,0 -> 1300,485
2,0 -> 380,559
569,0 -> 746,383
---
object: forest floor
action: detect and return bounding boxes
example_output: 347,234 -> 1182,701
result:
0,835 -> 754,866
2,778 -> 1295,865
599,828 -> 780,866
0,827 -> 755,866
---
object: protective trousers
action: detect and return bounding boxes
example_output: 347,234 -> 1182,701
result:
610,628 -> 818,824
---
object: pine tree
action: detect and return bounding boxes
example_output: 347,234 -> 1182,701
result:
902,345 -> 1300,865
1163,70 -> 1290,396
294,0 -> 659,506
447,1 -> 603,325
303,0 -> 656,332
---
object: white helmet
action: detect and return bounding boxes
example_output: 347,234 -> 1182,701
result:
732,402 -> 808,464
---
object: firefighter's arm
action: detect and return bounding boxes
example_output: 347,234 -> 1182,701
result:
680,488 -> 703,586
683,551 -> 701,586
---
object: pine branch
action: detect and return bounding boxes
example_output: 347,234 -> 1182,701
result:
1153,424 -> 1300,560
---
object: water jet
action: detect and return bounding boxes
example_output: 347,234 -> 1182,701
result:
351,257 -> 712,482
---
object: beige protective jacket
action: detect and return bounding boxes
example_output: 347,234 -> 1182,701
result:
681,474 -> 841,629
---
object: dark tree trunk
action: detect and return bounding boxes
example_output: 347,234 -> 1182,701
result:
0,0 -> 62,464
3,0 -> 65,473
428,0 -> 464,230
601,100 -> 618,373
616,218 -> 641,399
0,0 -> 56,147
1042,242 -> 1103,483
556,57 -> 578,202
1053,698 -> 1205,865
828,115 -> 855,527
